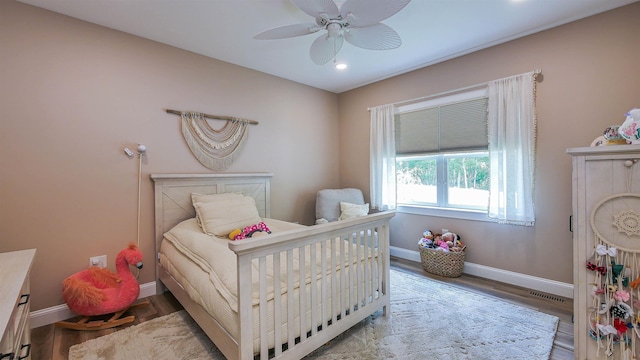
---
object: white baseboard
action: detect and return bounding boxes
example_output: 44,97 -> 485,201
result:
390,246 -> 574,299
30,281 -> 157,329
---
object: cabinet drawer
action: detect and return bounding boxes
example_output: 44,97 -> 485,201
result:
0,249 -> 35,360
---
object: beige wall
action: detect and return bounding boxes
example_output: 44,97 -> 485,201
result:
2,0 -> 639,312
337,3 -> 640,284
0,1 -> 340,311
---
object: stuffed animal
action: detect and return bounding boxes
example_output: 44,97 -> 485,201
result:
418,230 -> 435,248
418,230 -> 465,252
62,243 -> 143,316
619,108 -> 640,144
230,221 -> 272,240
229,229 -> 242,240
436,240 -> 450,252
441,232 -> 465,252
56,243 -> 147,330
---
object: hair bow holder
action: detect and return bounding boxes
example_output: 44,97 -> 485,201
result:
587,242 -> 640,357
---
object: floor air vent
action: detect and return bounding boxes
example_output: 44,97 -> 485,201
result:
529,290 -> 565,303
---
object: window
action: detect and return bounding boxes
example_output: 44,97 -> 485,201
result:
395,89 -> 489,212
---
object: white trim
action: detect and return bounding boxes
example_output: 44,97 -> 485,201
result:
395,88 -> 488,113
29,304 -> 75,329
391,246 -> 422,263
29,281 -> 156,328
390,246 -> 573,299
397,205 -> 495,223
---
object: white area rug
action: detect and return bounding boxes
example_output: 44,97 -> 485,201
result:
69,269 -> 559,360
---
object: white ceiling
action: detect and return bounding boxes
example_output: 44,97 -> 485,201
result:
18,0 -> 638,93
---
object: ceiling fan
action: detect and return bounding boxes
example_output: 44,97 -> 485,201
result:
254,0 -> 411,65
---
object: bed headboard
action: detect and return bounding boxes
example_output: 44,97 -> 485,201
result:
150,173 -> 272,264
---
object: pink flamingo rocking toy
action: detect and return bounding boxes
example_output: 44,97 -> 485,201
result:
55,243 -> 149,330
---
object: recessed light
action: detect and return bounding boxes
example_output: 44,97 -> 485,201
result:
335,63 -> 347,70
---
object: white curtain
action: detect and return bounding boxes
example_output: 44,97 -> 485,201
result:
370,104 -> 396,211
487,71 -> 538,226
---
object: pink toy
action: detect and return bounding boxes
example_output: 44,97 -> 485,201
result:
233,221 -> 272,240
418,230 -> 465,253
437,241 -> 450,252
56,243 -> 148,330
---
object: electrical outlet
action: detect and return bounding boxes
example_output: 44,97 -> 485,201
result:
89,255 -> 107,268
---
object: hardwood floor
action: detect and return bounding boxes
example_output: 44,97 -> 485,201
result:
31,258 -> 574,360
30,290 -> 184,360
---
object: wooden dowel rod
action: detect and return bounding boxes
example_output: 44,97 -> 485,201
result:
165,109 -> 259,125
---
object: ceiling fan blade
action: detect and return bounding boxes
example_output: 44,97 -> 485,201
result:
340,0 -> 411,27
254,23 -> 320,40
344,23 -> 401,50
309,34 -> 344,65
291,0 -> 340,20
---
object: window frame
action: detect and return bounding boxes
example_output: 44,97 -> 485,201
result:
396,151 -> 489,208
443,151 -> 490,211
395,88 -> 493,222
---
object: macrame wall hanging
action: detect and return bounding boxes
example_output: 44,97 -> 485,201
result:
588,159 -> 640,359
166,109 -> 258,171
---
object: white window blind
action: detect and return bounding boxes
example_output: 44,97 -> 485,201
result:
395,97 -> 488,155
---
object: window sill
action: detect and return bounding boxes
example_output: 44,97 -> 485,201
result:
396,205 -> 496,223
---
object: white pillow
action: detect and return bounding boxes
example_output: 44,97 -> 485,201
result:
338,201 -> 369,221
191,192 -> 262,237
192,192 -> 242,226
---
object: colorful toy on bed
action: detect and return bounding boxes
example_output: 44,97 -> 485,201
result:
230,221 -> 272,240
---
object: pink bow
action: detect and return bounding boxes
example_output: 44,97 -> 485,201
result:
614,290 -> 630,302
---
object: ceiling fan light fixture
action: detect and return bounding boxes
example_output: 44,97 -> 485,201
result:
335,63 -> 347,70
255,0 -> 411,65
327,22 -> 342,38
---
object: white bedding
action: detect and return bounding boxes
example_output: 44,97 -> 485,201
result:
159,218 -> 380,351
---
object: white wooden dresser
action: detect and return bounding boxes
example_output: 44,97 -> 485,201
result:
0,249 -> 35,360
568,145 -> 640,359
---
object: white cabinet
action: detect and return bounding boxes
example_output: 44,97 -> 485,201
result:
0,249 -> 36,360
568,145 -> 640,359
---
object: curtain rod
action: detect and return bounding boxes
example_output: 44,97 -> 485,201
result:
165,109 -> 259,125
368,69 -> 541,111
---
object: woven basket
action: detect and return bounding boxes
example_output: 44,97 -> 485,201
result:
419,247 -> 465,277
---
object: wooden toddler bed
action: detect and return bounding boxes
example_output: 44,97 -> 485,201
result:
151,173 -> 394,360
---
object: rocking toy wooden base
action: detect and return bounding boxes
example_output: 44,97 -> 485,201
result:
54,300 -> 150,331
